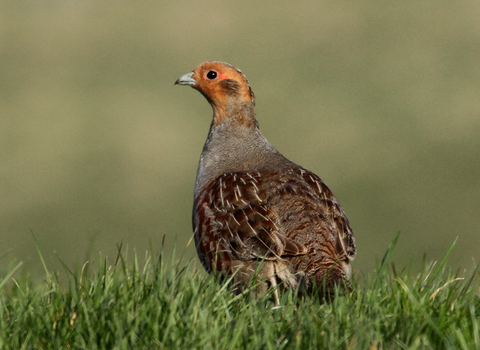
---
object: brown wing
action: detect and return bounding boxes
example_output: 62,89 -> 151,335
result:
193,171 -> 307,273
293,167 -> 356,261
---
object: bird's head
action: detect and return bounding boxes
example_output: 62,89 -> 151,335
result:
175,61 -> 256,126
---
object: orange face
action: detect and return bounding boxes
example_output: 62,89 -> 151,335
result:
177,61 -> 254,106
176,61 -> 256,126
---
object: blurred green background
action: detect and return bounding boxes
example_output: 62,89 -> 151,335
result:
1,1 -> 479,279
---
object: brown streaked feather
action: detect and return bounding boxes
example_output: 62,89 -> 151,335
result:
294,167 -> 356,260
193,168 -> 355,279
278,234 -> 308,256
194,172 -> 306,265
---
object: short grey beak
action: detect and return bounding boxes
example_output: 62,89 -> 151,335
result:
175,71 -> 197,86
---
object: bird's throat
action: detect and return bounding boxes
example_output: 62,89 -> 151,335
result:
211,101 -> 257,128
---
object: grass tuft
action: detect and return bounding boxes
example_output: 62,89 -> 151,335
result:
0,239 -> 479,349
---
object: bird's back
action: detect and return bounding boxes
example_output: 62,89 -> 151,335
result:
193,161 -> 355,296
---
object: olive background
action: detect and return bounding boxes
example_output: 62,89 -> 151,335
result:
1,1 -> 479,279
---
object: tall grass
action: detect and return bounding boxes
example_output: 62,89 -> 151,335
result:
0,237 -> 479,349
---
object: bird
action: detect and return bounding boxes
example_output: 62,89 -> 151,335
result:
175,61 -> 356,301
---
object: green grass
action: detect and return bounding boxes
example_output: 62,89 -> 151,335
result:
0,238 -> 479,350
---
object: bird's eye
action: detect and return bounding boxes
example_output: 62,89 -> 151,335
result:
206,71 -> 217,80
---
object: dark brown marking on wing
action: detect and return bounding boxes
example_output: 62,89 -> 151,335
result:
193,172 -> 308,276
294,167 -> 356,261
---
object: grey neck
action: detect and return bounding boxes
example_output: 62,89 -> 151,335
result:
194,117 -> 286,198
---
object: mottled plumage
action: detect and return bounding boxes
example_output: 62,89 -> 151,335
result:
175,61 -> 356,300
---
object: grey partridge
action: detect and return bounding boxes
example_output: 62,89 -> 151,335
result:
175,61 -> 356,299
